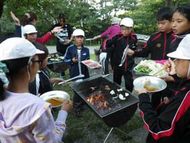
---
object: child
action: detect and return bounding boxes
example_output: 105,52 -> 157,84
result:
127,7 -> 174,60
0,38 -> 72,142
169,5 -> 190,53
64,29 -> 90,116
106,17 -> 137,92
163,5 -> 190,94
136,34 -> 190,143
29,42 -> 63,95
23,24 -> 61,44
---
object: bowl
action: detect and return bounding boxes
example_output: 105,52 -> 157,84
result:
133,76 -> 167,93
40,90 -> 70,108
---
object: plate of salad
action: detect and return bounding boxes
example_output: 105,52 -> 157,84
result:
134,60 -> 168,77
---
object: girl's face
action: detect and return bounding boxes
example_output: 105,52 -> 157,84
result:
175,59 -> 189,78
157,20 -> 172,33
74,36 -> 84,47
31,19 -> 37,25
29,55 -> 41,82
41,57 -> 48,69
172,11 -> 190,35
121,26 -> 133,36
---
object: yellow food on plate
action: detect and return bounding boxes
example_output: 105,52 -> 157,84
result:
47,98 -> 63,107
144,84 -> 158,92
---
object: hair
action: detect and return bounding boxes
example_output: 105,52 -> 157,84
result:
58,13 -> 65,22
33,42 -> 49,62
3,57 -> 30,78
0,57 -> 30,101
0,78 -> 5,101
58,13 -> 65,19
21,12 -> 37,26
156,7 -> 173,21
174,5 -> 190,21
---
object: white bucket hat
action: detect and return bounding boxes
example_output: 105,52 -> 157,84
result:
72,29 -> 85,37
120,17 -> 134,27
0,37 -> 44,61
167,34 -> 190,60
111,17 -> 121,25
23,24 -> 38,35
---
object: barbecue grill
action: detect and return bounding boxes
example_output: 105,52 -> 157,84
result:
71,75 -> 138,142
47,53 -> 68,73
48,61 -> 68,73
71,76 -> 138,127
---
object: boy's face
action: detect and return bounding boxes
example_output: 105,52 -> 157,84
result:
74,36 -> 84,47
121,26 -> 133,36
175,59 -> 189,78
26,33 -> 37,43
157,20 -> 172,33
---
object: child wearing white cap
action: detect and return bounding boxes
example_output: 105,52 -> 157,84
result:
64,29 -> 90,116
0,37 -> 72,143
136,34 -> 190,143
106,17 -> 137,92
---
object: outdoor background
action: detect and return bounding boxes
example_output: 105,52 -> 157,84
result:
0,0 -> 189,44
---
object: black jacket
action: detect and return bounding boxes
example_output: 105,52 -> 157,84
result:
29,69 -> 53,95
106,33 -> 137,71
169,32 -> 190,53
134,31 -> 175,60
139,79 -> 190,143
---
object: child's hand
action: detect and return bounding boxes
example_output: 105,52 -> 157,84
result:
51,26 -> 62,34
72,57 -> 78,63
50,78 -> 63,84
127,48 -> 134,56
10,11 -> 20,25
164,58 -> 176,75
134,88 -> 147,94
61,100 -> 73,112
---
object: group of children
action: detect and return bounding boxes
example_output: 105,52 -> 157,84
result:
0,4 -> 190,143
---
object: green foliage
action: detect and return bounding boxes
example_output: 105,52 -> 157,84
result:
1,0 -> 190,37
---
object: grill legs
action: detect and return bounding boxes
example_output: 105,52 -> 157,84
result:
103,127 -> 132,143
103,127 -> 114,143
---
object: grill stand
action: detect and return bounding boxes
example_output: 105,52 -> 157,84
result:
103,127 -> 132,143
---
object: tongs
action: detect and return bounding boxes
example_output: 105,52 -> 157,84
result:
58,74 -> 84,85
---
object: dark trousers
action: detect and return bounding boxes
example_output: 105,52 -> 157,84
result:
113,67 -> 134,92
104,56 -> 109,75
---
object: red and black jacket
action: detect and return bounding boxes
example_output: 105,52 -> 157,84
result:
106,33 -> 137,71
139,79 -> 190,143
134,31 -> 175,60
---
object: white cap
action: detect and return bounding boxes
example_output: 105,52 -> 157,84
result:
23,24 -> 37,35
111,17 -> 121,25
72,29 -> 85,37
167,34 -> 190,60
0,37 -> 44,61
120,17 -> 134,27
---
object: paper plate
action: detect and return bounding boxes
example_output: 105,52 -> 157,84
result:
40,90 -> 70,108
133,76 -> 167,93
82,59 -> 102,69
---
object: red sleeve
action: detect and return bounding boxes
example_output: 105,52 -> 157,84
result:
36,32 -> 53,44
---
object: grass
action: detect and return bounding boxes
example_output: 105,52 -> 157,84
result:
50,54 -> 145,143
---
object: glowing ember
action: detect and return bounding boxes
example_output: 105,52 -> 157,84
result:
86,91 -> 110,110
